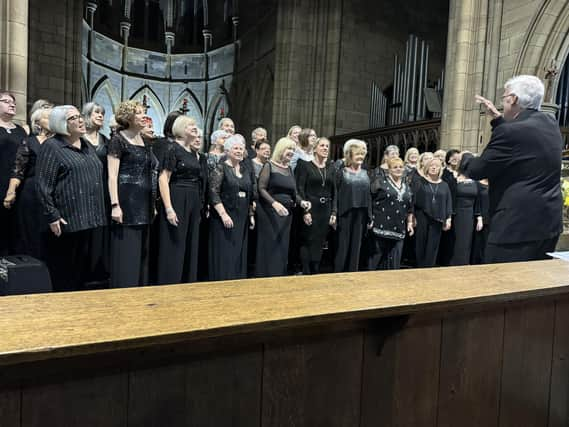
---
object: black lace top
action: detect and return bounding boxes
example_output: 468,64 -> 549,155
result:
11,135 -> 42,181
108,134 -> 158,225
258,162 -> 300,209
0,125 -> 27,197
209,162 -> 257,216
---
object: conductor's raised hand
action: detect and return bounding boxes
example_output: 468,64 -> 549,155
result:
475,95 -> 501,119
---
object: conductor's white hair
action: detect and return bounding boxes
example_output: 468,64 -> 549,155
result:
504,75 -> 544,110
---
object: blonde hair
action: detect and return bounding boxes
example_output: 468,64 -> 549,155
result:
114,100 -> 143,129
421,157 -> 444,179
271,137 -> 297,162
171,116 -> 197,139
387,157 -> 404,169
404,147 -> 419,164
343,139 -> 367,167
30,107 -> 52,135
287,125 -> 301,137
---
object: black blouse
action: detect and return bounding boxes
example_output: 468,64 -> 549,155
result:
455,180 -> 481,215
162,143 -> 208,203
413,176 -> 453,223
108,134 -> 158,226
36,135 -> 107,232
370,174 -> 413,240
0,125 -> 27,197
209,162 -> 256,216
11,135 -> 42,181
295,159 -> 336,215
334,166 -> 371,219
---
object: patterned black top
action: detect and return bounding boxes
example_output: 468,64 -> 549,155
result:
162,142 -> 208,203
370,173 -> 413,240
36,135 -> 107,232
209,162 -> 257,216
0,125 -> 27,197
108,133 -> 158,226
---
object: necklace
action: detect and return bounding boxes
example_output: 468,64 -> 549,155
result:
315,163 -> 327,187
387,176 -> 405,202
428,182 -> 438,203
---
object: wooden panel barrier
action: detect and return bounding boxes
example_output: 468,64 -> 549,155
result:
1,260 -> 569,426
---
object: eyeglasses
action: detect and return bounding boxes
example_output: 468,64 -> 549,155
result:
0,99 -> 16,106
66,115 -> 83,122
502,93 -> 516,99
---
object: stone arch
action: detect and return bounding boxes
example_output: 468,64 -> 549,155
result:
172,88 -> 204,129
515,0 -> 569,95
205,86 -> 231,138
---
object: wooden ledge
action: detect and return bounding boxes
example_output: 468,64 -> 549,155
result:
0,260 -> 568,366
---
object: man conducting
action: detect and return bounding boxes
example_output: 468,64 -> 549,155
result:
460,75 -> 563,263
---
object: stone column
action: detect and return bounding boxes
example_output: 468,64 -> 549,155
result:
271,0 -> 342,137
439,0 -> 489,152
0,0 -> 29,124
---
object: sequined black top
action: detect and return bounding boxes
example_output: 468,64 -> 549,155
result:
11,135 -> 42,181
0,125 -> 27,197
36,135 -> 107,232
108,134 -> 158,226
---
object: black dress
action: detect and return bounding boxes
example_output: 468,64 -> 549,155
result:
209,162 -> 256,281
368,174 -> 413,270
156,143 -> 207,284
10,135 -> 45,259
334,167 -> 371,272
108,134 -> 158,288
438,168 -> 458,266
256,162 -> 299,277
84,133 -> 110,287
450,179 -> 480,266
412,176 -> 453,267
0,124 -> 27,255
295,159 -> 336,274
471,182 -> 489,264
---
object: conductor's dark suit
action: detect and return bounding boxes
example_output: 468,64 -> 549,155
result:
460,108 -> 563,263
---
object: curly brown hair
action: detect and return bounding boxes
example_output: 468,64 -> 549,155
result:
114,100 -> 143,129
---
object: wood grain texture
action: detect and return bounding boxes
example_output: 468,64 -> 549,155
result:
499,302 -> 556,427
0,389 -> 20,427
437,310 -> 504,427
0,260 -> 568,365
360,317 -> 441,427
262,331 -> 363,427
21,373 -> 127,427
548,299 -> 569,427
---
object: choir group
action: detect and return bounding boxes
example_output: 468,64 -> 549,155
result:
0,92 -> 489,292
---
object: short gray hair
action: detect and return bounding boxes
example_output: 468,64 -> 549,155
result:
30,107 -> 52,135
504,75 -> 544,110
81,102 -> 106,131
224,133 -> 246,151
384,144 -> 399,155
251,127 -> 267,140
210,129 -> 230,146
49,105 -> 77,136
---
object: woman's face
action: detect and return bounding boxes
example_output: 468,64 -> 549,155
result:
190,134 -> 202,151
389,162 -> 405,179
352,148 -> 367,165
420,153 -> 434,168
408,151 -> 418,163
38,109 -> 51,133
132,107 -> 146,130
0,95 -> 16,118
386,149 -> 399,160
90,108 -> 105,128
448,153 -> 460,168
434,151 -> 446,162
282,147 -> 295,163
221,119 -> 235,135
289,127 -> 301,143
184,123 -> 199,140
256,142 -> 271,161
66,107 -> 86,136
308,130 -> 318,147
227,143 -> 244,162
314,139 -> 329,159
427,160 -> 442,176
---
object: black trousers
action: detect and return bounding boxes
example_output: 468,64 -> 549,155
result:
110,225 -> 150,288
368,237 -> 404,270
334,208 -> 367,272
485,235 -> 559,264
415,210 -> 443,268
44,228 -> 95,292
